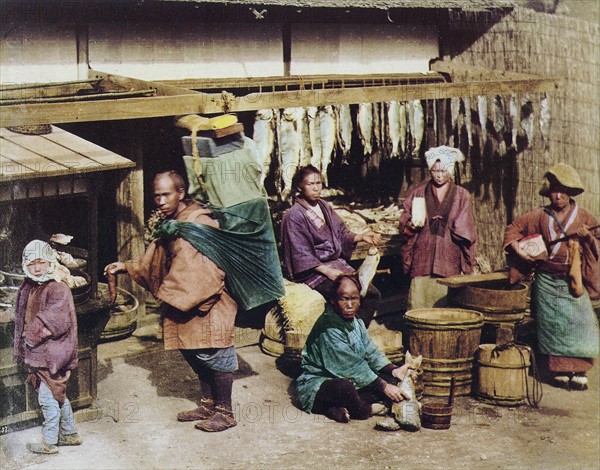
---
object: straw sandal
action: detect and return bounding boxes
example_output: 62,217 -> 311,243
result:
570,374 -> 588,391
177,399 -> 215,422
194,406 -> 237,432
58,433 -> 83,446
27,442 -> 59,454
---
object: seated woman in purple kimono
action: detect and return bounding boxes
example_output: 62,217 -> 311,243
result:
281,165 -> 382,327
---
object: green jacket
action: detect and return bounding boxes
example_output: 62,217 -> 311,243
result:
296,304 -> 390,412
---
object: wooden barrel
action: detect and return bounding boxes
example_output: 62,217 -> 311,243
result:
475,343 -> 531,406
405,308 -> 483,397
448,280 -> 528,343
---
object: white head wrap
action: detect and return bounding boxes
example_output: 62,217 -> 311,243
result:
425,146 -> 465,176
22,239 -> 60,283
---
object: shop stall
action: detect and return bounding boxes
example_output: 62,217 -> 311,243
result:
0,125 -> 134,432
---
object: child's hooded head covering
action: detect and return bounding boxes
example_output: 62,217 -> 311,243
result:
22,239 -> 60,283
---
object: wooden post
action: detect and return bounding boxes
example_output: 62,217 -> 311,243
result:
113,121 -> 147,322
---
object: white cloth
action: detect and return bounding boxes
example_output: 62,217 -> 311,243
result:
425,146 -> 465,175
22,239 -> 60,283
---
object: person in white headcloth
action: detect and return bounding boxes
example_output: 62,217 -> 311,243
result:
398,146 -> 477,309
13,240 -> 82,454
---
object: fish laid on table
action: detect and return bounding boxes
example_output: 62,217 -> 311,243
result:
332,207 -> 368,234
319,105 -> 336,187
279,107 -> 302,200
335,104 -> 353,161
253,109 -> 276,185
307,106 -> 322,170
387,101 -> 402,158
410,100 -> 424,157
357,103 -> 374,155
477,95 -> 488,144
357,246 -> 380,297
540,96 -> 550,148
298,108 -> 312,167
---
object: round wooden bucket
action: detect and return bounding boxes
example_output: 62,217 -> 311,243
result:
448,280 -> 528,343
475,343 -> 531,406
99,283 -> 139,341
404,308 -> 483,397
421,402 -> 453,430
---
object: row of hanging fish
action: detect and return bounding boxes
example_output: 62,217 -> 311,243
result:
448,94 -> 550,153
253,101 -> 427,196
252,94 -> 550,198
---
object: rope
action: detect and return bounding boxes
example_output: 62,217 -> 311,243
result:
491,341 -> 543,408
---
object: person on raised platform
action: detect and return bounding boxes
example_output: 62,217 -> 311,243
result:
281,165 -> 382,328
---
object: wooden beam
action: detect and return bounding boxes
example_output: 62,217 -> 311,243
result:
89,70 -> 201,97
201,77 -> 561,112
0,77 -> 561,127
160,72 -> 446,90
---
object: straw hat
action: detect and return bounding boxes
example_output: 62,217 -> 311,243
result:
539,163 -> 585,197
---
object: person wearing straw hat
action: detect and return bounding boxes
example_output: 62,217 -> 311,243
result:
504,163 -> 600,390
398,145 -> 477,310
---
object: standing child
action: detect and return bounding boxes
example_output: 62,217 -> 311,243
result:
13,240 -> 82,454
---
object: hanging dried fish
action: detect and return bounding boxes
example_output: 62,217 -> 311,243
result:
477,95 -> 488,144
520,99 -> 535,148
373,102 -> 382,152
335,104 -> 353,162
279,107 -> 302,200
463,96 -> 474,147
319,105 -> 336,187
450,96 -> 460,131
410,100 -> 424,157
509,95 -> 519,149
307,106 -> 322,170
493,96 -> 505,134
387,101 -> 402,158
253,109 -> 276,185
540,95 -> 550,148
399,102 -> 407,154
298,108 -> 312,167
357,103 -> 373,155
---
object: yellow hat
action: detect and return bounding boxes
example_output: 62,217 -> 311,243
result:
539,163 -> 584,197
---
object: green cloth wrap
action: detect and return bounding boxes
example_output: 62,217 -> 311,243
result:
153,197 -> 285,310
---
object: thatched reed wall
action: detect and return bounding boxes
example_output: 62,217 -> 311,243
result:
441,7 -> 599,270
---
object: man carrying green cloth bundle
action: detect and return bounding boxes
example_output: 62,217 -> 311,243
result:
105,170 -> 283,432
